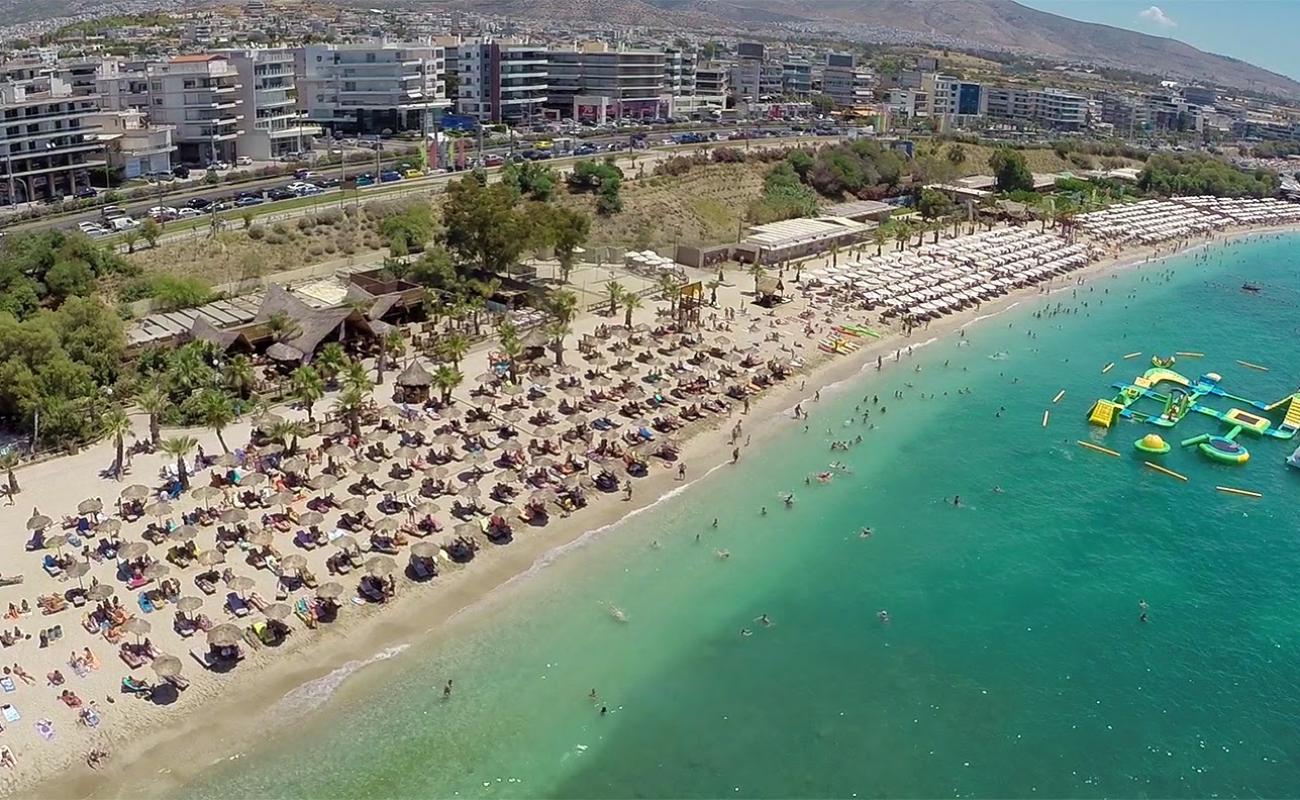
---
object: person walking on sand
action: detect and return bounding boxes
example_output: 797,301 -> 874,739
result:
732,447 -> 740,464
443,679 -> 453,699
677,463 -> 687,481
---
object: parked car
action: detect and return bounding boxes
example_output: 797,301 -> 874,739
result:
74,187 -> 97,199
78,221 -> 106,234
172,165 -> 191,179
206,160 -> 231,171
483,154 -> 505,167
236,156 -> 253,166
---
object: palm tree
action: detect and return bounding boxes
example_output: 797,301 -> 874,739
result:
121,229 -> 140,254
893,220 -> 912,251
224,354 -> 256,399
194,388 -> 236,453
333,386 -> 368,439
266,419 -> 304,455
375,329 -> 406,385
289,365 -> 325,422
100,406 -> 133,481
621,291 -> 643,328
266,311 -> 302,344
606,280 -> 625,317
747,263 -> 766,294
548,289 -> 578,326
314,342 -> 348,385
545,319 -> 571,366
873,225 -> 888,256
135,382 -> 169,447
658,274 -> 680,315
342,360 -> 373,397
497,320 -> 522,382
160,436 -> 197,491
432,365 -> 463,405
435,331 -> 471,370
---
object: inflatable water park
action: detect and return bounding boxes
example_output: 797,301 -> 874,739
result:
1086,354 -> 1300,468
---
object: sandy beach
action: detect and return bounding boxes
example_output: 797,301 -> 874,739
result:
4,212 -> 1297,799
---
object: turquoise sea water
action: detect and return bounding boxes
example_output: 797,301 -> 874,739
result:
181,233 -> 1300,799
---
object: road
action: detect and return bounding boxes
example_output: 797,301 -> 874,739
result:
5,126 -> 827,236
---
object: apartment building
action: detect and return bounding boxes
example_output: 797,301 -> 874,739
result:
90,108 -> 175,179
781,59 -> 813,98
663,47 -> 697,115
821,53 -> 873,108
730,42 -> 781,105
928,74 -> 986,123
298,41 -> 449,135
546,43 -> 669,121
145,54 -> 245,165
0,61 -> 105,203
223,48 -> 320,159
887,88 -> 930,119
692,62 -> 728,114
457,39 -> 548,124
986,86 -> 1089,131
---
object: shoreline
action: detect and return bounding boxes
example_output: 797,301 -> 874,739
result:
18,220 -> 1300,800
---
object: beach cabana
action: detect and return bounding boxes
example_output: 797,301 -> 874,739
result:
394,359 -> 434,403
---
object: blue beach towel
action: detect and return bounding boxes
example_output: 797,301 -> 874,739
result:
0,677 -> 15,693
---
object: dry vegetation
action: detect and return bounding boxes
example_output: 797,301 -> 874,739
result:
558,160 -> 774,251
124,200 -> 440,287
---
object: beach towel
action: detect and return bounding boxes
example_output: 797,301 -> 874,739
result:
35,718 -> 53,740
0,677 -> 14,693
2,704 -> 19,722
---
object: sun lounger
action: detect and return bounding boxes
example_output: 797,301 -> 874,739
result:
225,592 -> 250,617
138,594 -> 157,614
42,555 -> 62,577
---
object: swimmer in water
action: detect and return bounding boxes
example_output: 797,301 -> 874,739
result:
757,614 -> 772,627
781,493 -> 794,507
860,527 -> 872,539
877,610 -> 890,624
992,485 -> 1004,494
716,549 -> 731,560
760,506 -> 767,516
740,628 -> 753,637
649,540 -> 662,549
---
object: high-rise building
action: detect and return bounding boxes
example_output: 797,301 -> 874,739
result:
692,62 -> 729,113
298,41 -> 449,135
144,54 -> 245,164
545,43 -> 668,121
0,60 -> 106,203
223,48 -> 320,160
781,59 -> 813,98
663,47 -> 697,115
457,39 -> 548,124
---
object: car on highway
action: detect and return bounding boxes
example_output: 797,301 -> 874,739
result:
184,197 -> 212,210
574,144 -> 598,156
403,169 -> 424,180
379,170 -> 403,183
109,216 -> 140,232
147,206 -> 179,221
176,208 -> 204,219
266,188 -> 295,201
235,196 -> 264,207
78,221 -> 107,235
100,205 -> 126,220
354,173 -> 375,187
483,154 -> 505,167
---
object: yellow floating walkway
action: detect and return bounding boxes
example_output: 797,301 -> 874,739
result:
1144,461 -> 1187,482
1216,486 -> 1262,498
1077,440 -> 1120,457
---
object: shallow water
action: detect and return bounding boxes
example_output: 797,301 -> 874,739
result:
180,232 -> 1300,799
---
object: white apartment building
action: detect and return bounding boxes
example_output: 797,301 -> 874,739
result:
663,47 -> 697,115
986,86 -> 1089,131
888,88 -> 930,119
223,48 -> 320,160
91,109 -> 175,179
297,41 -> 449,135
457,39 -> 548,124
145,54 -> 245,165
692,62 -> 728,114
928,74 -> 986,124
0,62 -> 106,203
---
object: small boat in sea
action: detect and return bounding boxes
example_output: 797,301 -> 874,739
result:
1242,282 -> 1262,293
